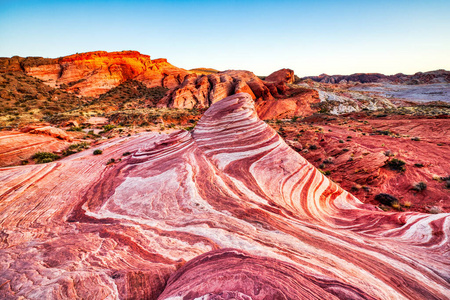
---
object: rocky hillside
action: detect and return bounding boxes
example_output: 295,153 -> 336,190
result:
1,94 -> 448,299
1,51 -> 403,126
303,69 -> 450,84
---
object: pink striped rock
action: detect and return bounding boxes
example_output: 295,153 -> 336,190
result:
0,93 -> 448,299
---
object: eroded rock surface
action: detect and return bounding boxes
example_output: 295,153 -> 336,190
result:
0,93 -> 448,299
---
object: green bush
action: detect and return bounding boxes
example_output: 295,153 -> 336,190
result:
63,142 -> 89,156
412,181 -> 427,192
32,152 -> 60,164
386,158 -> 406,172
93,149 -> 103,155
68,126 -> 83,132
102,124 -> 116,132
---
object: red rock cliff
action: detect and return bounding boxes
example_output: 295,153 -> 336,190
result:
1,51 -> 190,97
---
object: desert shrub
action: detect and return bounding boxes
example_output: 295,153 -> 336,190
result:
309,144 -> 318,150
445,180 -> 450,189
411,137 -> 421,141
323,157 -> 333,164
93,149 -> 103,155
374,130 -> 391,136
63,142 -> 89,156
339,140 -> 344,143
123,151 -> 131,156
414,163 -> 424,168
319,169 -> 331,176
384,150 -> 394,157
32,152 -> 59,164
386,158 -> 406,172
412,182 -> 427,192
102,124 -> 116,132
375,193 -> 399,207
67,126 -> 83,132
106,158 -> 115,165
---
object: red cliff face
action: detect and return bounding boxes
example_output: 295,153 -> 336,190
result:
0,93 -> 448,299
5,51 -> 190,97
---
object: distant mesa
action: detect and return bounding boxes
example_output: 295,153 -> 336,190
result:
303,69 -> 450,84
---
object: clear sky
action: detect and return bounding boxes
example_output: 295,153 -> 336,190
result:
1,0 -> 449,76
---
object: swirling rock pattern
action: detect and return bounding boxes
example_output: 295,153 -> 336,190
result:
0,93 -> 449,299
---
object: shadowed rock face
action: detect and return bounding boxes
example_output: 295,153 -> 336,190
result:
0,93 -> 449,299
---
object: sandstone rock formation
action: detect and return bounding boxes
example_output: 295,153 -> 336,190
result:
0,130 -> 70,167
0,51 -> 190,97
20,125 -> 73,141
158,70 -> 274,109
0,93 -> 448,299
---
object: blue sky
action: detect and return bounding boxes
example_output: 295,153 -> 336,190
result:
1,0 -> 449,76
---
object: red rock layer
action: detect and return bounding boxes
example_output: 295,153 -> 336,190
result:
1,51 -> 189,97
0,93 -> 448,299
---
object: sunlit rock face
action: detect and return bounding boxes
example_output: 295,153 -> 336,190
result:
0,93 -> 449,299
5,51 -> 190,97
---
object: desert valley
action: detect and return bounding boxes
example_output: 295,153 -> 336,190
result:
0,50 -> 449,299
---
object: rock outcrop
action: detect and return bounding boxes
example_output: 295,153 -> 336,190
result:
0,51 -> 190,97
0,93 -> 448,299
255,87 -> 320,120
159,70 -> 275,109
264,68 -> 295,84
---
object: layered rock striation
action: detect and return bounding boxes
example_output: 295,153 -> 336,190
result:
0,93 -> 449,299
